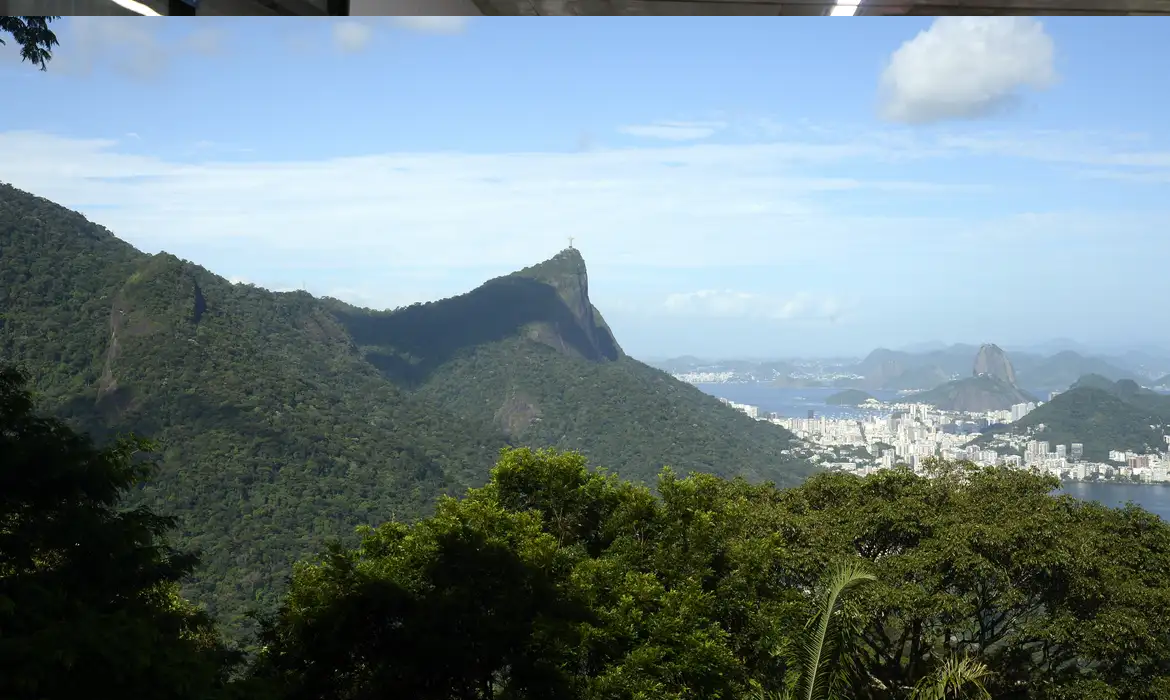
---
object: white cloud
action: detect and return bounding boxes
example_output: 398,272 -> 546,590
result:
332,20 -> 376,52
618,121 -> 727,141
1,124 -> 1168,317
879,17 -> 1057,124
664,290 -> 843,321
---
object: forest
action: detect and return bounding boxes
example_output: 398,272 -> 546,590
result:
6,365 -> 1170,700
979,376 -> 1170,461
0,182 -> 813,635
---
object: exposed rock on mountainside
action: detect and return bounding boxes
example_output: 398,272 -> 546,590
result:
973,343 -> 1017,385
0,182 -> 815,634
912,344 -> 1035,412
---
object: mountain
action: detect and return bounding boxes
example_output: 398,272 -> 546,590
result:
896,340 -> 950,353
851,344 -> 979,390
913,374 -> 1036,413
0,183 -> 814,633
972,343 -> 1017,385
851,343 -> 1144,393
1013,350 -> 1137,390
825,389 -> 877,406
912,344 -> 1036,412
1068,374 -> 1170,417
974,381 -> 1170,461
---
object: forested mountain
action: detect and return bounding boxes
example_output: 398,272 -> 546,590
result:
974,375 -> 1170,461
0,183 -> 812,633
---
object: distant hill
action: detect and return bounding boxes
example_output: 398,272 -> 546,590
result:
1014,351 -> 1137,390
914,375 -> 1036,412
825,389 -> 877,406
973,376 -> 1170,461
912,344 -> 1036,412
0,183 -> 815,634
851,346 -> 972,390
852,343 -> 1143,393
976,388 -> 1168,462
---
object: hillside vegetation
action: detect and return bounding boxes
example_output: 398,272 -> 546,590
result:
975,375 -> 1170,461
913,374 -> 1036,412
825,388 -> 877,406
0,183 -> 812,632
8,373 -> 1170,700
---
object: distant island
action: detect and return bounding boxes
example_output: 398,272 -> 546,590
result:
825,389 -> 878,406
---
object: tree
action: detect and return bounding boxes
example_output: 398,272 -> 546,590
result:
753,560 -> 992,700
782,459 -> 1170,699
250,482 -> 590,700
0,366 -> 237,699
0,17 -> 59,71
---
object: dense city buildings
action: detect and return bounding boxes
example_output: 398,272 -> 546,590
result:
715,396 -> 1170,484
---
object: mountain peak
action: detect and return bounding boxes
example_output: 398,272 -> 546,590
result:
512,247 -> 586,284
972,343 -> 1017,386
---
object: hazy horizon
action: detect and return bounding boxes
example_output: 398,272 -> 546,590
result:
2,17 -> 1167,357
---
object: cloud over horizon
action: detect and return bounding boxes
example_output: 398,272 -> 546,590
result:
664,289 -> 844,322
0,123 -> 1166,308
617,121 -> 728,141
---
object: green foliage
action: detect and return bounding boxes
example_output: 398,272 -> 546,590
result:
253,450 -> 1170,700
794,561 -> 877,700
256,449 -> 1170,700
0,182 -> 814,637
0,366 -> 237,699
980,381 -> 1170,461
0,16 -> 59,70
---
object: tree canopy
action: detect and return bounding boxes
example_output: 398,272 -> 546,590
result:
0,16 -> 59,70
0,366 -> 237,700
6,360 -> 1170,698
249,450 -> 1170,700
1,181 -> 813,635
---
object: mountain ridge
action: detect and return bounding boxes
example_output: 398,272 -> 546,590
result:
0,182 -> 815,633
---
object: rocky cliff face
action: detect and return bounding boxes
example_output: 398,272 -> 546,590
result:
510,247 -> 623,362
973,343 -> 1018,386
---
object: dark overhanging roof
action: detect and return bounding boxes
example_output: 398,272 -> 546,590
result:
23,0 -> 1170,18
471,0 -> 1170,13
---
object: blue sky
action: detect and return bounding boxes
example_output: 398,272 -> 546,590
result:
2,16 -> 1169,359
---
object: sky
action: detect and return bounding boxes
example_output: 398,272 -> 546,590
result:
1,16 -> 1169,359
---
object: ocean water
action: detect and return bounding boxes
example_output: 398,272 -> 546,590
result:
1057,482 -> 1170,520
693,383 -> 901,419
695,383 -> 1170,520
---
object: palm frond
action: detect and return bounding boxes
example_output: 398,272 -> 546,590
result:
798,560 -> 876,700
910,653 -> 993,700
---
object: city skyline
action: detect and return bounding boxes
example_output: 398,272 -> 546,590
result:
2,17 -> 1168,357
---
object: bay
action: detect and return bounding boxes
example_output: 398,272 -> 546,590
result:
1056,481 -> 1170,520
696,382 -> 1170,520
693,383 -> 900,419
